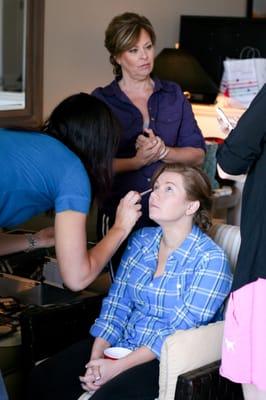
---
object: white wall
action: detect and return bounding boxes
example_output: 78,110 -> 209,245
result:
43,0 -> 246,118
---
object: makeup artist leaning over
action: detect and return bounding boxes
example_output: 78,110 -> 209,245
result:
0,93 -> 141,291
92,12 -> 206,241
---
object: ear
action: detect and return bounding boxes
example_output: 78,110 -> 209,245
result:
185,200 -> 200,216
114,55 -> 121,65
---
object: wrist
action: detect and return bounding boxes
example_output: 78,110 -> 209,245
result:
110,224 -> 128,243
24,233 -> 38,252
159,146 -> 170,160
133,155 -> 145,170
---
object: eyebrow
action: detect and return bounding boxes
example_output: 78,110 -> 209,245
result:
131,41 -> 152,48
156,180 -> 177,187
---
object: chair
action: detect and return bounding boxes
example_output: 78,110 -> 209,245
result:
77,224 -> 242,400
158,223 -> 242,400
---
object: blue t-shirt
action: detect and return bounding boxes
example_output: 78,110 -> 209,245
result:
0,129 -> 91,227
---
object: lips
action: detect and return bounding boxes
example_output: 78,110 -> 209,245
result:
149,202 -> 159,209
139,63 -> 151,69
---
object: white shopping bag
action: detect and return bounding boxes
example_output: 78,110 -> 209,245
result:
220,47 -> 266,108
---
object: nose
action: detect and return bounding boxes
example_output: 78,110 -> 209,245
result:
140,48 -> 148,59
150,189 -> 159,199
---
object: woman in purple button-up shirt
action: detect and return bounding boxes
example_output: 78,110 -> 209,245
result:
92,12 -> 206,273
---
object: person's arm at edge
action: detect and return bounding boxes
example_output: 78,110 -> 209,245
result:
0,227 -> 54,256
55,191 -> 141,292
217,163 -> 246,182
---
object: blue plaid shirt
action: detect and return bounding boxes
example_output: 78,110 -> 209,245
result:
90,225 -> 232,358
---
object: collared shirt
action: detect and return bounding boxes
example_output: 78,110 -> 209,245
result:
92,78 -> 206,228
90,225 -> 232,358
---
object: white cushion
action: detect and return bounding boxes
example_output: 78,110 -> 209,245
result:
209,223 -> 240,272
159,321 -> 224,400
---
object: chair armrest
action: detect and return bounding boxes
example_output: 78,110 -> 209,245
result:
159,321 -> 224,400
175,360 -> 243,400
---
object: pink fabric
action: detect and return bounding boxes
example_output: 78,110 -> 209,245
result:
220,278 -> 266,391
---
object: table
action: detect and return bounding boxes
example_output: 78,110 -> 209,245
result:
0,273 -> 103,400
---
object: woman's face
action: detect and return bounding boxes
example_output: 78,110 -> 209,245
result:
149,171 -> 195,225
116,29 -> 154,80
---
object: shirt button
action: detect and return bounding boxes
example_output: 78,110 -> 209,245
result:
151,117 -> 155,121
149,282 -> 154,287
147,178 -> 151,182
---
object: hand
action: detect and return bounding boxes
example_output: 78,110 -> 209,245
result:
135,130 -> 169,165
34,227 -> 55,249
80,358 -> 122,392
113,191 -> 142,236
135,129 -> 156,149
79,362 -> 102,392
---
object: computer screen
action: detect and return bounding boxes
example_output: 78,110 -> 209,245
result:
179,16 -> 266,86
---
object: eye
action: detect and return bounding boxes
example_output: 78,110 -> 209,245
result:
166,185 -> 173,192
153,183 -> 159,191
145,44 -> 153,50
128,48 -> 138,54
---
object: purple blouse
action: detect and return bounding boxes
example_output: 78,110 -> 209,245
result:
92,78 -> 205,228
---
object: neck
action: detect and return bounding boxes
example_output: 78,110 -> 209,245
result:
119,75 -> 153,93
161,220 -> 193,252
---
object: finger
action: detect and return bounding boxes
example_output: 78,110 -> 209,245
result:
136,134 -> 149,143
123,190 -> 141,203
143,128 -> 156,138
81,383 -> 89,391
92,366 -> 101,381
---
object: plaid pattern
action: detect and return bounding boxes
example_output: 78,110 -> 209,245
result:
90,225 -> 232,358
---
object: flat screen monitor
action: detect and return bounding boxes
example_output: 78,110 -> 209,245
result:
179,15 -> 266,86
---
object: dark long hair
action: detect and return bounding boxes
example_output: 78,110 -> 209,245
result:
42,93 -> 120,203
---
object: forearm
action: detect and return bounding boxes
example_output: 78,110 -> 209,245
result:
55,193 -> 140,292
162,147 -> 205,166
90,337 -> 110,360
0,232 -> 44,256
113,157 -> 142,173
87,225 -> 129,278
57,224 -> 129,291
116,346 -> 156,374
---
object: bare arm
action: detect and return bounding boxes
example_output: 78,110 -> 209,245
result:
55,191 -> 141,291
162,146 -> 205,166
113,129 -> 169,173
136,130 -> 205,167
0,227 -> 54,256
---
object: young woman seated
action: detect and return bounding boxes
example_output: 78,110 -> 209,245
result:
28,163 -> 232,400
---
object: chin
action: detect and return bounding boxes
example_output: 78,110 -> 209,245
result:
149,212 -> 160,225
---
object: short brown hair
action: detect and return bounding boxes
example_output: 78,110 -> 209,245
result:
152,163 -> 213,231
105,12 -> 156,79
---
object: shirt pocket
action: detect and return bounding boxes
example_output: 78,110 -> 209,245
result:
155,110 -> 181,145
